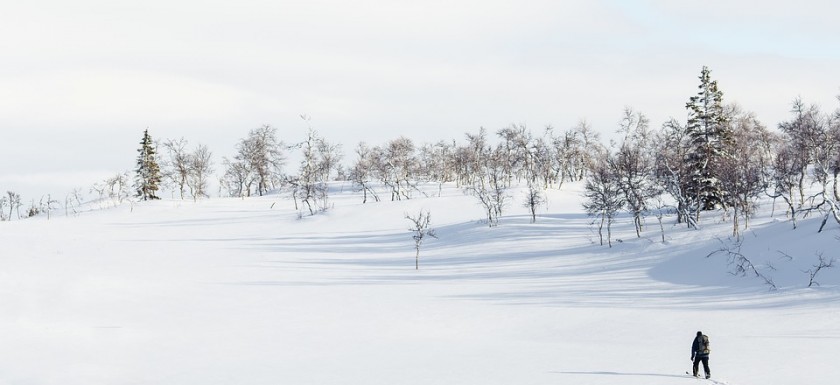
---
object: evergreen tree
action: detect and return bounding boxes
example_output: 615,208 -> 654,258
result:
135,129 -> 162,200
684,66 -> 731,216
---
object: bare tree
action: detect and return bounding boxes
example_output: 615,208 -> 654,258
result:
288,120 -> 343,216
466,146 -> 509,227
497,124 -> 534,185
234,125 -> 286,196
650,195 -> 675,243
583,154 -> 625,247
718,106 -> 774,239
612,107 -> 659,238
0,196 -> 7,221
523,180 -> 546,223
829,112 -> 840,201
778,98 -> 826,206
655,119 -> 697,228
550,128 -> 580,185
350,142 -> 381,203
64,188 -> 84,217
187,144 -> 213,200
574,120 -> 602,180
220,157 -> 254,198
767,143 -> 805,228
107,172 -> 131,205
461,128 -> 489,186
805,252 -> 835,288
41,194 -> 60,220
315,133 -> 342,208
531,131 -> 557,189
778,100 -> 840,232
549,121 -> 601,184
6,191 -> 21,220
418,140 -> 456,195
296,127 -> 328,215
384,137 -> 418,200
316,136 -> 343,184
406,210 -> 437,270
708,238 -> 776,290
90,173 -> 129,208
162,138 -> 190,199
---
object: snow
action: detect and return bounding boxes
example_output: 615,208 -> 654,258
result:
2,181 -> 839,385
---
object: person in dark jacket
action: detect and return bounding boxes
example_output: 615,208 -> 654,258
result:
691,331 -> 711,379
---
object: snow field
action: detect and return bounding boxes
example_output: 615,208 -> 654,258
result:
2,181 -> 839,384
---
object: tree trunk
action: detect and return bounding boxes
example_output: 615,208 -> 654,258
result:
634,214 -> 641,238
732,205 -> 740,239
786,191 -> 797,229
657,214 -> 665,243
834,170 -> 840,201
798,171 -> 806,206
598,214 -> 605,246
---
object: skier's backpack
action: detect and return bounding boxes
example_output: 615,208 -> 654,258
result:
700,335 -> 711,354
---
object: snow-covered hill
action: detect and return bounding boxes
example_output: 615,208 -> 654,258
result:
2,181 -> 838,385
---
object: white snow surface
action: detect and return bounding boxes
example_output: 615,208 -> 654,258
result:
2,181 -> 839,385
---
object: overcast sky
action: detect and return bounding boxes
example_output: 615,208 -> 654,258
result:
2,0 -> 839,199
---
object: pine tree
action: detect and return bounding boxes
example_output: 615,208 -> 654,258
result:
135,129 -> 162,200
684,66 -> 731,216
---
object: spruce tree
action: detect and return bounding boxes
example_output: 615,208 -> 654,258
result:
135,129 -> 162,200
684,66 -> 731,216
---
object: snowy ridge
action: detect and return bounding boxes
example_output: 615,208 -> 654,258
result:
2,181 -> 838,385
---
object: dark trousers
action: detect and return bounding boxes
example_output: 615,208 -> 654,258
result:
693,356 -> 710,377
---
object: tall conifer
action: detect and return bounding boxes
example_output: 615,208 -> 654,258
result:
135,129 -> 162,200
684,66 -> 731,215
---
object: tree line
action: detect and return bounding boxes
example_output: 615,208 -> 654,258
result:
584,66 -> 840,246
4,67 -> 839,241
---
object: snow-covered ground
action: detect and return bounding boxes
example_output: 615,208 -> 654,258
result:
2,182 -> 839,385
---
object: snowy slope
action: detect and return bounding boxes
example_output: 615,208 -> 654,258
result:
1,181 -> 839,385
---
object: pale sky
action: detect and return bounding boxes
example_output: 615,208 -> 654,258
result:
1,0 -> 839,199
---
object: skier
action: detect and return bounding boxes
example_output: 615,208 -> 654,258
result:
691,331 -> 711,379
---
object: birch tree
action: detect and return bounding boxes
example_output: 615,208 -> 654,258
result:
583,154 -> 625,247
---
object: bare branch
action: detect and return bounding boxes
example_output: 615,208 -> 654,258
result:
708,238 -> 776,290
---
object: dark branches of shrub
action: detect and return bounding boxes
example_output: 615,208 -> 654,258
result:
707,238 -> 777,290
